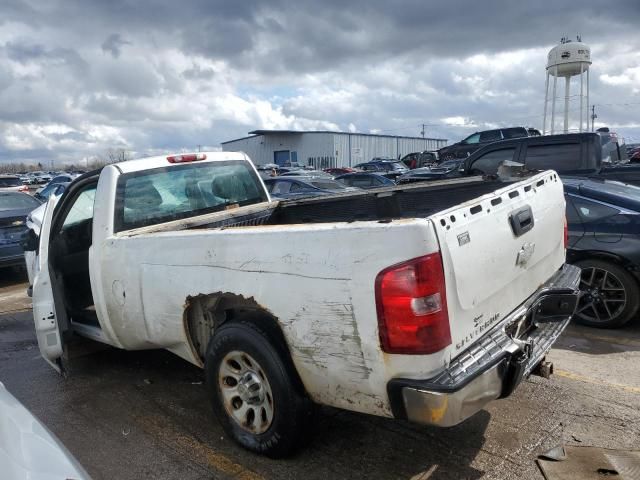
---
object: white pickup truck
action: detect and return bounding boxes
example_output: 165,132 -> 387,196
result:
26,152 -> 580,457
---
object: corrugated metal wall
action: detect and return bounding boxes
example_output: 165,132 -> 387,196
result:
334,134 -> 446,167
222,132 -> 447,168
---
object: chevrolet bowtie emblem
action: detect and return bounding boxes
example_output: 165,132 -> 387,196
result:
516,242 -> 535,267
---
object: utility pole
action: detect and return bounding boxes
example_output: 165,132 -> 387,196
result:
197,144 -> 201,152
591,105 -> 597,132
421,124 -> 425,138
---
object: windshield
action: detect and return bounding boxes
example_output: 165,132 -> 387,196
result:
0,192 -> 41,210
0,177 -> 22,187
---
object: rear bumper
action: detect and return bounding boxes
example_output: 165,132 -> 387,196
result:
387,263 -> 581,427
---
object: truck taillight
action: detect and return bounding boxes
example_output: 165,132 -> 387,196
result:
167,153 -> 207,163
375,252 -> 451,354
564,217 -> 568,248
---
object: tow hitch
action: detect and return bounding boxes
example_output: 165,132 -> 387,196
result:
531,358 -> 554,379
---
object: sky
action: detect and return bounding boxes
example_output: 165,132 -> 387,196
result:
0,0 -> 639,166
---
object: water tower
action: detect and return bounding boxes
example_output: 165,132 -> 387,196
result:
543,36 -> 591,134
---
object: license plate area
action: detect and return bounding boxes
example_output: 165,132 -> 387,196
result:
534,293 -> 579,322
504,292 -> 579,341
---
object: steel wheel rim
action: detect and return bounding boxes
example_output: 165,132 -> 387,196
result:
218,350 -> 274,434
576,266 -> 627,323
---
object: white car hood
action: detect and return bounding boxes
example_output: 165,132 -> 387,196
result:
26,203 -> 45,237
0,382 -> 90,479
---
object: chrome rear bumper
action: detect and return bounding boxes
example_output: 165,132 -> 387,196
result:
387,264 -> 581,427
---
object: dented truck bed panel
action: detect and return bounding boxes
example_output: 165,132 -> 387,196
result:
33,153 -> 571,423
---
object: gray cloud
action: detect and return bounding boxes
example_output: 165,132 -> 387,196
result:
182,63 -> 216,81
101,34 -> 131,58
0,0 -> 638,165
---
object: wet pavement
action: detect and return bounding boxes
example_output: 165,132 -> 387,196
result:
1,268 -> 639,479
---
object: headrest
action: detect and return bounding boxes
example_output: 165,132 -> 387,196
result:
211,174 -> 247,203
124,179 -> 163,210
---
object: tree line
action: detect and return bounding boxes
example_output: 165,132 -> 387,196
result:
0,148 -> 131,174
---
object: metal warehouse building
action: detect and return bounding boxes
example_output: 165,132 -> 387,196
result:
221,130 -> 447,169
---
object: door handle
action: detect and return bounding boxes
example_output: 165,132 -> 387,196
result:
509,205 -> 534,237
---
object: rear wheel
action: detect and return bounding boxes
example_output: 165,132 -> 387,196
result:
205,320 -> 314,457
573,259 -> 639,328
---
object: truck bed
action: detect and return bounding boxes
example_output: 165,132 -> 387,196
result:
130,176 -> 514,235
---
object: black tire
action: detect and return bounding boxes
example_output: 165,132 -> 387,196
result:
573,259 -> 640,328
205,320 -> 314,458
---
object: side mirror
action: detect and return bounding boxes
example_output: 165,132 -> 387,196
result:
22,229 -> 39,252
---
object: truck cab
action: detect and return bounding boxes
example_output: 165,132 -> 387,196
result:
27,152 -> 269,371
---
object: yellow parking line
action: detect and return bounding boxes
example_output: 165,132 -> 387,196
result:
555,369 -> 640,395
135,413 -> 265,480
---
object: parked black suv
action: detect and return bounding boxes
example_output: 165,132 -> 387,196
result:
438,127 -> 540,160
462,132 -> 640,186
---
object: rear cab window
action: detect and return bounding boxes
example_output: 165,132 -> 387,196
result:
479,130 -> 502,143
502,128 -> 528,139
469,148 -> 518,175
524,143 -> 581,171
114,161 -> 267,232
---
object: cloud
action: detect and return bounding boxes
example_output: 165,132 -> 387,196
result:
101,33 -> 131,58
0,0 -> 639,164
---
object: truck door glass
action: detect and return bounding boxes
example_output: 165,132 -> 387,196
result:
463,133 -> 480,144
469,148 -> 517,175
62,187 -> 96,230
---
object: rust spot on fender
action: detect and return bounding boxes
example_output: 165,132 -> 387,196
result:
183,292 -> 277,366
